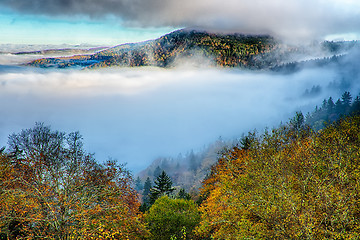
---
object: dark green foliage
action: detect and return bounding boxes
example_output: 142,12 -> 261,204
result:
342,91 -> 352,106
143,177 -> 152,197
153,166 -> 162,178
306,91 -> 360,130
177,188 -> 192,200
134,176 -> 143,191
140,177 -> 152,212
149,171 -> 175,204
289,111 -> 305,132
341,91 -> 352,114
352,96 -> 360,113
239,131 -> 256,150
0,220 -> 25,240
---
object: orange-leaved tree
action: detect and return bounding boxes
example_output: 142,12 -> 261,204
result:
1,123 -> 147,239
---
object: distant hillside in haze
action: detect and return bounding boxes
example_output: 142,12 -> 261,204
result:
14,46 -> 107,56
27,29 -> 275,69
26,29 -> 358,70
136,138 -> 231,195
135,91 -> 360,196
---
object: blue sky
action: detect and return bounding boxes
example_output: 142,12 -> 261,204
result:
0,8 -> 175,45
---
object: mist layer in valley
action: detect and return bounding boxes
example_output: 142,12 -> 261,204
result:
0,47 -> 359,172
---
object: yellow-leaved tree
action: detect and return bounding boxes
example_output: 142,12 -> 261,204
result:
196,115 -> 360,239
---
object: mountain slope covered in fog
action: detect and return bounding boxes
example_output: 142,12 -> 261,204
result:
26,29 -> 359,70
136,91 -> 360,194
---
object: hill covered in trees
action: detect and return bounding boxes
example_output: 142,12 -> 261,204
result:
26,29 -> 359,70
197,111 -> 360,239
1,92 -> 360,239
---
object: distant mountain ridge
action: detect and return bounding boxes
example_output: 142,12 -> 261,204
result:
26,29 -> 359,70
14,46 -> 107,56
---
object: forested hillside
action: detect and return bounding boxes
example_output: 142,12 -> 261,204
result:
26,29 -> 359,70
1,92 -> 360,239
197,112 -> 360,239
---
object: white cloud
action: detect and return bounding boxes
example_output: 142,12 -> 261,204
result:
1,60 -> 359,172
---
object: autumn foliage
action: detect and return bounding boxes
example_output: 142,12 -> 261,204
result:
0,123 -> 147,239
1,99 -> 360,239
197,115 -> 360,239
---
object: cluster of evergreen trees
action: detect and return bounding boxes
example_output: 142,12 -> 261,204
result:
306,91 -> 360,130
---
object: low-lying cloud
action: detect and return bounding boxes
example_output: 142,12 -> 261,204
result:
1,55 -> 359,172
1,0 -> 360,41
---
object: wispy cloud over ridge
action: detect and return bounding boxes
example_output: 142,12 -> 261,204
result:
1,0 -> 360,41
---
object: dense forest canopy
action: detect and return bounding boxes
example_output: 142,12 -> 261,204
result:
197,110 -> 360,239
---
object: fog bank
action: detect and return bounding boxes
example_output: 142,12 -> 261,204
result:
1,61 -> 358,172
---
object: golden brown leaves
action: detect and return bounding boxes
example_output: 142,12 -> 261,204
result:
197,115 -> 360,239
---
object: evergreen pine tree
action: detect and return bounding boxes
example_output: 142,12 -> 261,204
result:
239,133 -> 254,150
327,97 -> 335,112
341,91 -> 352,106
289,111 -> 305,132
150,170 -> 175,204
335,98 -> 343,116
342,91 -> 352,114
352,95 -> 360,113
153,166 -> 162,178
140,177 -> 152,212
177,188 -> 192,200
143,177 -> 152,202
134,176 -> 143,191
